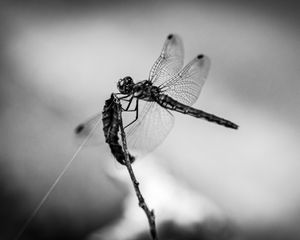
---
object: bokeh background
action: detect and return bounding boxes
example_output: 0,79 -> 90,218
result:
1,0 -> 300,239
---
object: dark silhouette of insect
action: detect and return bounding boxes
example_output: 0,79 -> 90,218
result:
76,34 -> 238,160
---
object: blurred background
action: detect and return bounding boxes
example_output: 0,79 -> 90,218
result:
1,0 -> 300,239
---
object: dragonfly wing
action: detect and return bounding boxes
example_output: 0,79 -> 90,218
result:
149,34 -> 184,86
160,55 -> 211,106
125,101 -> 175,158
74,112 -> 105,146
74,101 -> 175,158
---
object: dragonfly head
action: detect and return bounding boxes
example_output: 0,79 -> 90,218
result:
117,76 -> 134,94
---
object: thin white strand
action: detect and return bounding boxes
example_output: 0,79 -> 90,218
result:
14,117 -> 102,240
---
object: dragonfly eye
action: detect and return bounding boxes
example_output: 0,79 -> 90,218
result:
124,76 -> 133,83
117,76 -> 134,94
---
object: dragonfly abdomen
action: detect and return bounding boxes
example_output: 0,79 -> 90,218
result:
102,94 -> 135,164
156,94 -> 238,129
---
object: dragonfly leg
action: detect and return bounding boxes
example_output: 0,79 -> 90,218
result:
115,93 -> 127,97
109,93 -> 130,109
121,96 -> 137,112
119,97 -> 131,102
116,93 -> 132,101
124,100 -> 139,129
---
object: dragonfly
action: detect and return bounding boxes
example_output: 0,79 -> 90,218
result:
76,34 -> 238,163
14,35 -> 238,240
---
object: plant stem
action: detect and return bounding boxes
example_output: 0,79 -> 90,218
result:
116,96 -> 158,240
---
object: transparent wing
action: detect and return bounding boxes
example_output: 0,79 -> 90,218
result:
74,112 -> 105,146
74,101 -> 175,158
125,101 -> 175,157
159,55 -> 211,106
149,34 -> 184,86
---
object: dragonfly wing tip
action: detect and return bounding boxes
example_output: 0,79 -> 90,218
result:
75,124 -> 84,134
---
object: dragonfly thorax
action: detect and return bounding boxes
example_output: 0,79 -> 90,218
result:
117,76 -> 135,94
132,80 -> 160,101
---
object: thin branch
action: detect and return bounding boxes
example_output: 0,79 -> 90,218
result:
116,97 -> 158,240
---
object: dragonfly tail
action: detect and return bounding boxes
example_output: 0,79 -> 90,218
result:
157,94 -> 238,129
192,109 -> 239,129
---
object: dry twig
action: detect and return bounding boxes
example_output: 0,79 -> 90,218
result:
116,97 -> 158,240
